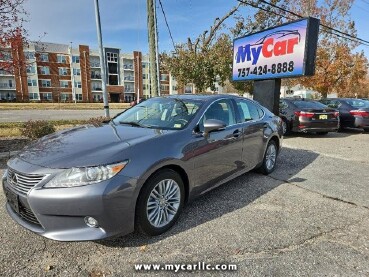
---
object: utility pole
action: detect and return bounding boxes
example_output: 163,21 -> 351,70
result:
147,0 -> 160,97
93,0 -> 110,117
136,55 -> 140,103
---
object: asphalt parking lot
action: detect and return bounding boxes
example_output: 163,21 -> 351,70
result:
0,131 -> 368,276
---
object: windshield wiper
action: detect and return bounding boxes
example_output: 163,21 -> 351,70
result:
119,121 -> 145,128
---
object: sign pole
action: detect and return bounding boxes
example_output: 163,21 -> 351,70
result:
253,79 -> 281,115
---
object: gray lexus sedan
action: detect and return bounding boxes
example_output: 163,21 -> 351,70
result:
2,95 -> 283,241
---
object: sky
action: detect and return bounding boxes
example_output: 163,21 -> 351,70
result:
23,0 -> 369,58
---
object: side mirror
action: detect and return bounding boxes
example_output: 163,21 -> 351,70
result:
203,119 -> 226,135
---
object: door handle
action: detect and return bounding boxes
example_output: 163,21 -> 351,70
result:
233,129 -> 240,138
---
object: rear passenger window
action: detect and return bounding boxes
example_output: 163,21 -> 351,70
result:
236,100 -> 263,122
326,100 -> 340,108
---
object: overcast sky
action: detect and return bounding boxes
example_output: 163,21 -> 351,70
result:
23,0 -> 369,57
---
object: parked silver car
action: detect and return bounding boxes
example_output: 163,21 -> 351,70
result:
2,95 -> 283,241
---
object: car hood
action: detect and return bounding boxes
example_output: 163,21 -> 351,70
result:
15,123 -> 168,169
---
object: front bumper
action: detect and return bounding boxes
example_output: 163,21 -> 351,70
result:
2,158 -> 139,241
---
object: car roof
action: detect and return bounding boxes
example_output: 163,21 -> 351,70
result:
321,98 -> 363,101
159,94 -> 244,102
281,98 -> 317,102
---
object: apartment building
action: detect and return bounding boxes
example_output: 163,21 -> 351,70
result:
0,39 -> 225,103
0,41 -> 157,103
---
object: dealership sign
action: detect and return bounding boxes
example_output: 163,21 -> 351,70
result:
232,17 -> 319,81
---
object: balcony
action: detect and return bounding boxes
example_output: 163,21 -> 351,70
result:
0,70 -> 13,76
124,76 -> 134,82
0,83 -> 15,89
91,73 -> 102,79
123,64 -> 134,70
90,62 -> 101,68
92,87 -> 102,91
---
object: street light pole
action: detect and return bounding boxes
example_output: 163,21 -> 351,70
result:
136,55 -> 140,103
70,42 -> 76,104
93,0 -> 109,117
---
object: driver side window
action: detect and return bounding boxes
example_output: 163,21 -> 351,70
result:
198,99 -> 236,132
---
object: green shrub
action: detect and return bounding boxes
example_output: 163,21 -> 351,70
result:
21,120 -> 56,140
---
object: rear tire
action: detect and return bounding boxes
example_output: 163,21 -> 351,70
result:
136,169 -> 185,236
364,128 -> 369,133
257,140 -> 278,175
316,132 -> 328,135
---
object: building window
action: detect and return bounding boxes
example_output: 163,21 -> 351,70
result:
42,92 -> 52,101
59,67 -> 68,76
61,93 -> 70,101
60,80 -> 69,88
76,94 -> 83,101
24,51 -> 35,60
93,94 -> 102,102
160,74 -> 169,81
172,85 -> 177,91
107,52 -> 118,62
160,85 -> 169,91
27,79 -> 38,87
40,80 -> 51,87
143,74 -> 148,80
0,91 -> 15,100
29,93 -> 39,100
39,66 -> 50,75
26,66 -> 36,74
57,54 -> 67,63
109,75 -> 118,85
0,51 -> 12,61
72,55 -> 80,63
124,85 -> 134,93
39,53 -> 48,62
184,85 -> 192,94
74,81 -> 82,88
73,68 -> 81,76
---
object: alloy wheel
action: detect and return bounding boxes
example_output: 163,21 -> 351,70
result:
265,143 -> 277,171
146,179 -> 181,228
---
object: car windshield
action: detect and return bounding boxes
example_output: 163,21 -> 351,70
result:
292,100 -> 328,109
113,97 -> 203,130
345,99 -> 369,108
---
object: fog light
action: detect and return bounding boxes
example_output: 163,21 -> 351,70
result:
2,169 -> 7,180
84,216 -> 99,228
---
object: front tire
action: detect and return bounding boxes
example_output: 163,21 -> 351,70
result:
136,169 -> 185,236
258,140 -> 278,175
281,118 -> 291,135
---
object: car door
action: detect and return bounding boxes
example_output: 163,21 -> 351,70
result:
234,99 -> 266,169
191,99 -> 244,193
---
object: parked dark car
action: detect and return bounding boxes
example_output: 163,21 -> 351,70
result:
279,98 -> 339,135
2,95 -> 283,241
319,98 -> 369,132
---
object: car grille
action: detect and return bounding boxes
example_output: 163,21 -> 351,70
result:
18,203 -> 42,226
7,168 -> 46,194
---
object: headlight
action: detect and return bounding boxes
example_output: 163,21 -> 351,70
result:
44,161 -> 128,188
2,169 -> 7,180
